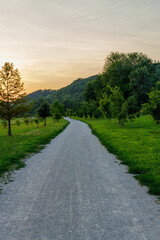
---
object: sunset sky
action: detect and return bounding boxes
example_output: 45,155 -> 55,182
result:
0,0 -> 160,93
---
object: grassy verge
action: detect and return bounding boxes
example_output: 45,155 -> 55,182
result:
74,115 -> 160,195
0,118 -> 69,178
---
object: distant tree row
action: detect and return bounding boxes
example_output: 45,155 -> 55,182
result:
77,52 -> 160,126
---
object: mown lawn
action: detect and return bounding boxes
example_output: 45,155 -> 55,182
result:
0,118 -> 69,177
75,115 -> 160,195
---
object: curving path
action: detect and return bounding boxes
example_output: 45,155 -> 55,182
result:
0,118 -> 160,240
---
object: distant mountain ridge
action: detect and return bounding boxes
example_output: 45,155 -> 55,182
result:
27,75 -> 97,103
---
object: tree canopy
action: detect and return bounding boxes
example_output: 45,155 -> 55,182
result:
142,89 -> 160,124
102,52 -> 156,103
51,101 -> 64,122
37,101 -> 50,126
80,52 -> 159,125
0,62 -> 28,136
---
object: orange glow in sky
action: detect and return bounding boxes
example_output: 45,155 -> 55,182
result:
0,0 -> 160,93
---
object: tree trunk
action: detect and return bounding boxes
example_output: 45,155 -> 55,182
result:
44,117 -> 46,126
8,118 -> 12,136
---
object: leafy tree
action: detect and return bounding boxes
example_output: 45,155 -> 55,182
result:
123,96 -> 139,127
16,120 -> 20,126
99,95 -> 112,120
102,52 -> 156,100
24,118 -> 29,127
155,81 -> 160,90
0,62 -> 28,136
83,81 -> 96,102
51,101 -> 64,122
87,101 -> 98,119
83,75 -> 105,104
53,109 -> 61,122
94,108 -> 102,119
99,86 -> 126,124
2,120 -> 7,128
66,108 -> 73,117
29,118 -> 34,124
109,86 -> 125,124
31,96 -> 45,116
92,75 -> 105,101
142,89 -> 160,124
34,118 -> 39,127
37,101 -> 50,126
78,102 -> 88,118
129,66 -> 156,108
117,108 -> 127,126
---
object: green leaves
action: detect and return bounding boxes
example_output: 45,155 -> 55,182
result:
0,62 -> 28,135
37,101 -> 50,126
142,89 -> 160,124
51,101 -> 64,122
102,52 -> 156,102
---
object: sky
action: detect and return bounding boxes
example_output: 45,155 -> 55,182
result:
0,0 -> 160,93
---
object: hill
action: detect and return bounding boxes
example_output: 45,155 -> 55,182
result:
27,75 -> 97,111
27,89 -> 56,101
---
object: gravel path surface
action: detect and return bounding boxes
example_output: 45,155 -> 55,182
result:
0,118 -> 160,240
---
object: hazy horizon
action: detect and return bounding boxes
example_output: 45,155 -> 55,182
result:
0,0 -> 160,93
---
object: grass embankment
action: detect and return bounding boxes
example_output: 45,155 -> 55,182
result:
75,115 -> 160,195
0,118 -> 69,178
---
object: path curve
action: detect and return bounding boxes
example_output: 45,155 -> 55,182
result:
0,118 -> 160,240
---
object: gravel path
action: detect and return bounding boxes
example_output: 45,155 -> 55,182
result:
0,118 -> 160,240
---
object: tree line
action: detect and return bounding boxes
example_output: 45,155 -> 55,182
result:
76,52 -> 160,126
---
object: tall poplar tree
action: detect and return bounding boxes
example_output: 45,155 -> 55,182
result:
0,62 -> 27,136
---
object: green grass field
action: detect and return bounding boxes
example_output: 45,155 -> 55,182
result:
0,118 -> 69,178
75,115 -> 160,195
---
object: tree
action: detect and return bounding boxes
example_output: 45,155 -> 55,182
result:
34,118 -> 39,127
129,66 -> 156,108
66,108 -> 73,117
51,101 -> 64,122
78,102 -> 88,118
142,89 -> 160,124
31,96 -> 45,116
2,120 -> 7,128
102,52 -> 156,100
16,120 -> 20,126
83,81 -> 96,102
109,86 -> 125,124
37,101 -> 50,126
83,75 -> 105,104
0,62 -> 28,136
123,96 -> 139,127
99,95 -> 112,120
87,101 -> 98,119
24,118 -> 30,128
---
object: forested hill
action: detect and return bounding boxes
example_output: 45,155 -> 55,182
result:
27,75 -> 97,111
27,89 -> 56,100
27,75 -> 96,114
